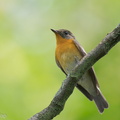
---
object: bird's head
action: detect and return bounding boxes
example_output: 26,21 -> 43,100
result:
51,29 -> 75,44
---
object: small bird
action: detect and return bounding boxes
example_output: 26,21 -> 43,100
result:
51,29 -> 108,113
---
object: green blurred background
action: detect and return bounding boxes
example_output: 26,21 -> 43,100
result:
0,0 -> 120,120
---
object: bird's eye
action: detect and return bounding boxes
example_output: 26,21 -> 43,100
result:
64,31 -> 69,35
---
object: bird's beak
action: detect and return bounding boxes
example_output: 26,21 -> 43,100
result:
51,29 -> 57,34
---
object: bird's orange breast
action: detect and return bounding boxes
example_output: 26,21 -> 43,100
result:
55,40 -> 83,74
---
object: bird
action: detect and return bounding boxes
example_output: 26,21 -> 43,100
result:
51,29 -> 108,113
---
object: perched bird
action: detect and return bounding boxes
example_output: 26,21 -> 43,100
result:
51,29 -> 108,113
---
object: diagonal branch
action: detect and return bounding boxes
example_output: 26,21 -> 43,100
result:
28,24 -> 120,120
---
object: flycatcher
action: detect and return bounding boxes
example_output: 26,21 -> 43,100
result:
51,29 -> 108,113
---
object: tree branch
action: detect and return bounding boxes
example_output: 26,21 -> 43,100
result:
28,24 -> 120,120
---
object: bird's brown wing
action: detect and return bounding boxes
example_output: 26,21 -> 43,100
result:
73,39 -> 99,87
73,39 -> 100,99
73,39 -> 87,56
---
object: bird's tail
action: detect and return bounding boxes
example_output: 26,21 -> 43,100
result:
93,90 -> 108,113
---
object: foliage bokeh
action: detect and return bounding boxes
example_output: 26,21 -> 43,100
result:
0,0 -> 120,120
